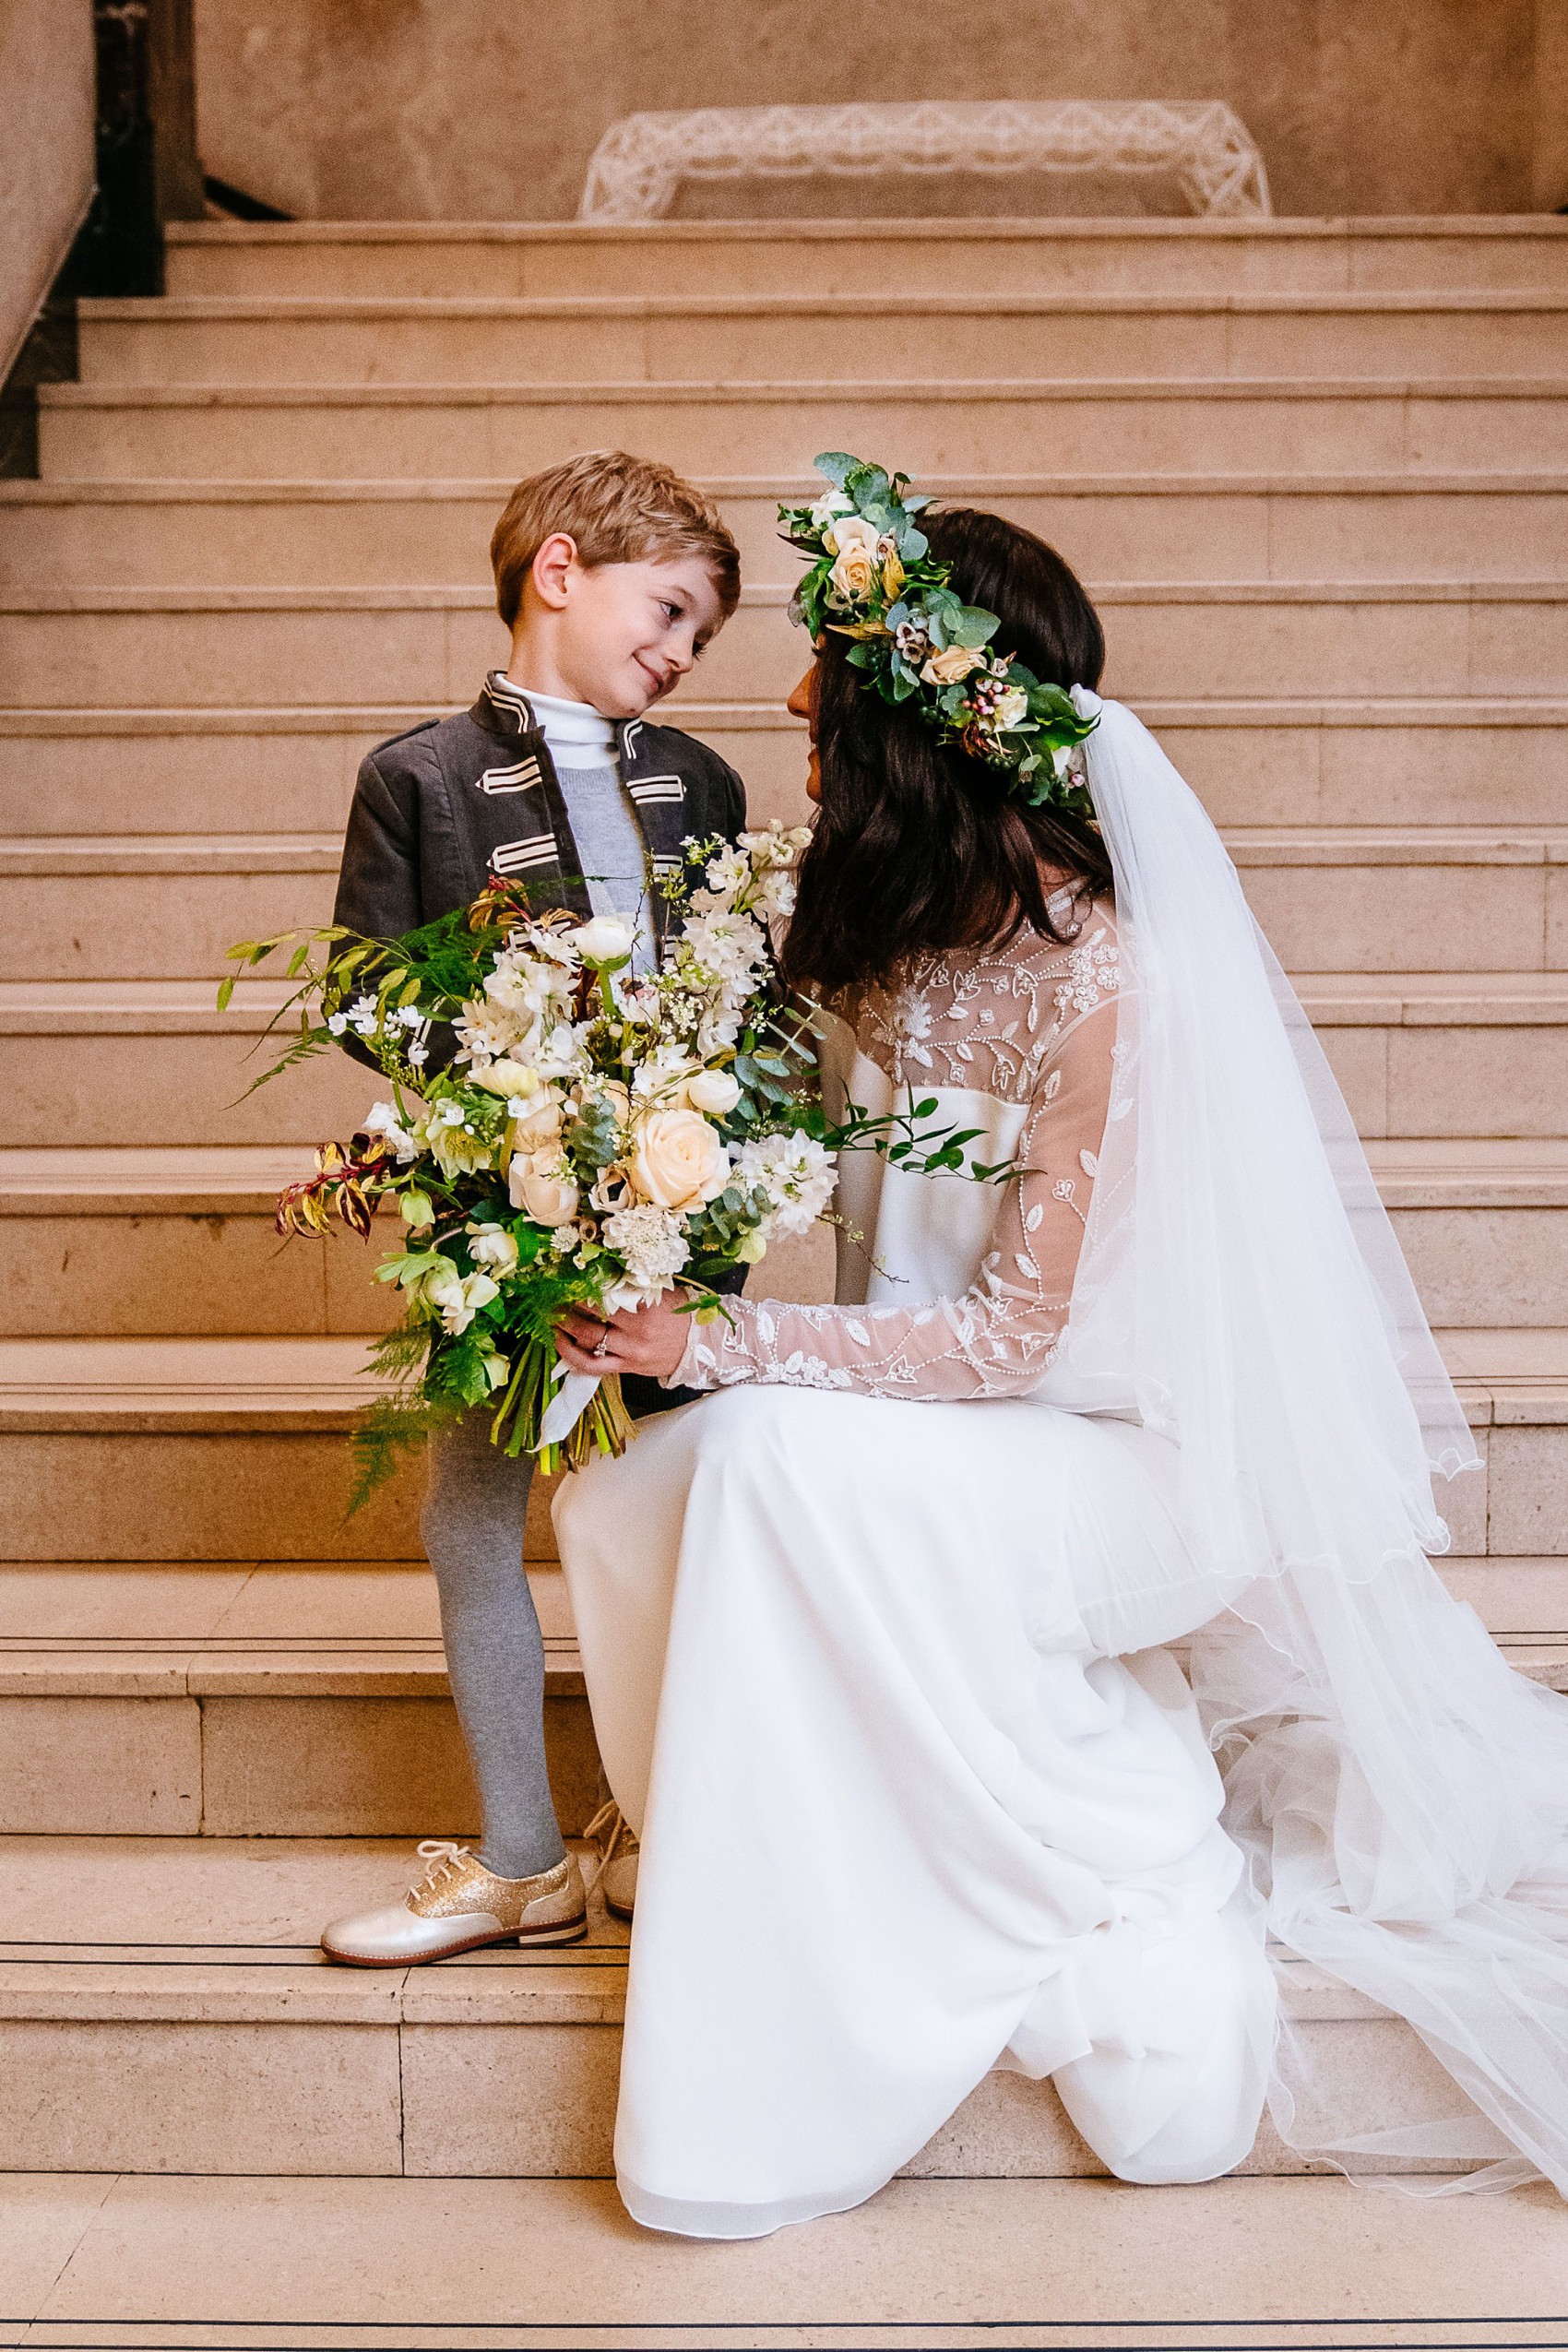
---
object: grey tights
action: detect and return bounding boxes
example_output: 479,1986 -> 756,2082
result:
421,1412 -> 566,1880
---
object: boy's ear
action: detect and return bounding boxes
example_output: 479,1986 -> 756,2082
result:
529,531 -> 580,611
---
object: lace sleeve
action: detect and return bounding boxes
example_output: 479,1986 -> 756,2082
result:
671,988 -> 1117,1400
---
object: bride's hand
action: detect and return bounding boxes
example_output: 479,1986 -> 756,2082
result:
554,1291 -> 693,1382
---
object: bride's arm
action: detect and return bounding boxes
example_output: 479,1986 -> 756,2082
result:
669,1000 -> 1117,1400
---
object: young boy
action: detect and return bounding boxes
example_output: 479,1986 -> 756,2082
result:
319,451 -> 745,1966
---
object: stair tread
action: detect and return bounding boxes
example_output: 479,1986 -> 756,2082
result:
40,372 -> 1568,407
165,213 -> 1568,244
6,1137 -> 1568,1213
8,469 -> 1568,501
77,290 -> 1568,318
0,1834 -> 1384,2026
3,826 -> 1566,877
9,577 -> 1567,610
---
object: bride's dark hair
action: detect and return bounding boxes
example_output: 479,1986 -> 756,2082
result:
781,506 -> 1112,997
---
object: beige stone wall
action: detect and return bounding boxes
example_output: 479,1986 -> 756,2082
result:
193,0 -> 1568,222
0,0 -> 94,374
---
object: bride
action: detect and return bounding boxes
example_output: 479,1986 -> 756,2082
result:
551,476 -> 1568,2239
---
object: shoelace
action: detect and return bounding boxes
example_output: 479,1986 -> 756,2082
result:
582,1800 -> 639,1890
413,1837 -> 473,1893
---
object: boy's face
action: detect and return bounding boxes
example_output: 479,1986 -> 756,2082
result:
523,540 -> 729,719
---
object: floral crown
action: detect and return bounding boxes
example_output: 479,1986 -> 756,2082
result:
779,453 -> 1098,814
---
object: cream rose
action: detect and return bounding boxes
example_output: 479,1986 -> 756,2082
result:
566,914 -> 635,966
507,1091 -> 564,1150
628,1108 -> 731,1212
921,645 -> 985,687
828,543 -> 877,606
992,684 -> 1029,730
684,1067 -> 742,1116
508,1152 -> 580,1226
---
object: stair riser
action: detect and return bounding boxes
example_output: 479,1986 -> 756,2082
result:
75,305 -> 1568,387
0,1411 -> 1548,1562
6,716 -> 1562,835
5,1203 -> 1562,1339
0,2007 -> 1491,2181
6,593 -> 1566,707
10,485 -> 1568,590
39,388 -> 1568,481
3,856 -> 1561,981
163,226 -> 1568,301
0,1691 -> 596,1840
5,1015 -> 1562,1147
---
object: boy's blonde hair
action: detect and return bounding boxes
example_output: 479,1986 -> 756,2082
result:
491,449 -> 741,631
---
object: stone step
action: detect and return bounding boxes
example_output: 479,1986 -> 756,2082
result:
37,376 -> 1568,481
0,1328 -> 1557,1563
6,971 -> 1568,1148
5,1141 -> 1560,1342
0,826 -> 1562,983
162,214 -> 1568,299
0,1830 -> 1519,2182
72,290 -> 1568,388
6,472 -> 1568,589
0,1563 -> 584,1839
6,2173 -> 1566,2350
0,1556 -> 1561,1843
6,581 -> 1566,707
3,698 -> 1560,837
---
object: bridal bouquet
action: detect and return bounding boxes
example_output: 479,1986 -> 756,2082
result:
222,825 -> 998,1493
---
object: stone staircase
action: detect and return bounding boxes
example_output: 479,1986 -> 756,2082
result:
0,212 -> 1565,2185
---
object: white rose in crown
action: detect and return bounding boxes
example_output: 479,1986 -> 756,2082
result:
567,915 -> 635,966
685,1067 -> 742,1116
921,645 -> 986,687
629,1107 -> 731,1212
992,685 -> 1029,731
822,514 -> 880,559
509,1152 -> 580,1225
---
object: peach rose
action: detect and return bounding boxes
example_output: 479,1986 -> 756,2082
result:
921,645 -> 985,687
628,1108 -> 731,1212
508,1152 -> 579,1226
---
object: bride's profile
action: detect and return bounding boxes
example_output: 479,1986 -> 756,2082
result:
551,465 -> 1568,2240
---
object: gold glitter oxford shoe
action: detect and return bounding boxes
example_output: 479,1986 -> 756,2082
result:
319,1840 -> 588,1967
585,1800 -> 639,1921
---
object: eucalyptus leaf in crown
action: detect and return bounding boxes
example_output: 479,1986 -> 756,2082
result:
778,452 -> 1099,814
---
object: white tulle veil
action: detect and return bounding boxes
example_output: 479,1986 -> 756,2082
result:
1063,691 -> 1568,2192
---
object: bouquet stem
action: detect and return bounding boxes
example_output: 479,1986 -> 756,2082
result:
489,1335 -> 636,1475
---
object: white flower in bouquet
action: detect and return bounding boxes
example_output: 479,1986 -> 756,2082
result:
696,1008 -> 743,1060
470,1057 -> 539,1098
566,913 -> 636,967
412,1103 -> 493,1178
455,1001 -> 531,1064
467,1220 -> 519,1274
679,908 -> 767,989
535,1023 -> 589,1082
509,1152 -> 580,1226
422,1262 -> 500,1335
631,1042 -> 701,1102
601,1202 -> 691,1307
685,1067 -> 742,1116
362,1101 -> 420,1161
703,844 -> 750,897
629,1107 -> 731,1212
733,1129 -> 837,1239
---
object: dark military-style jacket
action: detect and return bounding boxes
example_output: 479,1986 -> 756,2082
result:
333,669 -> 747,944
332,669 -> 751,1422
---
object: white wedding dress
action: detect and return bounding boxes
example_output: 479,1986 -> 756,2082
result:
554,696 -> 1568,2239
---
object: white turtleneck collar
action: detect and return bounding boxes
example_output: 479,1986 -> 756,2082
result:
498,679 -> 619,770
